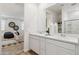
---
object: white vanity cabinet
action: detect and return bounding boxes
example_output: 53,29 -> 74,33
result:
29,35 -> 40,54
29,35 -> 46,54
29,33 -> 79,55
46,39 -> 76,55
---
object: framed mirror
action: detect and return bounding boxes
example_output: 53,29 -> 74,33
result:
46,4 -> 62,34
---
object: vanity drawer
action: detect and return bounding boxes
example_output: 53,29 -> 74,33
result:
46,39 -> 76,51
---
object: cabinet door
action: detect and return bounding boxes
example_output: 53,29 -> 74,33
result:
46,42 -> 57,55
46,41 -> 75,55
30,37 -> 40,54
40,38 -> 45,55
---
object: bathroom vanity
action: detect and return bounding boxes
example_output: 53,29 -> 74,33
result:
29,3 -> 79,55
29,33 -> 79,55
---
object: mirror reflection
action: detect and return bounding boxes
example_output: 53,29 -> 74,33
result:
46,4 -> 62,35
46,3 -> 79,34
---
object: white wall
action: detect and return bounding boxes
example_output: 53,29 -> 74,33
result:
24,4 -> 38,51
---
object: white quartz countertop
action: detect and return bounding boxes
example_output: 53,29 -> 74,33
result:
30,33 -> 79,44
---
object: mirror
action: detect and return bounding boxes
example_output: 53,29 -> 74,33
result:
46,4 -> 62,34
46,3 -> 79,35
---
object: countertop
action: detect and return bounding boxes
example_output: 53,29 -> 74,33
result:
30,33 -> 79,44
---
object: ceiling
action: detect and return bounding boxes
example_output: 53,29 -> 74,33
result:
0,3 -> 24,19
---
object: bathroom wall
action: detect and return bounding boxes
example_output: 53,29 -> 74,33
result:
24,4 -> 39,51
